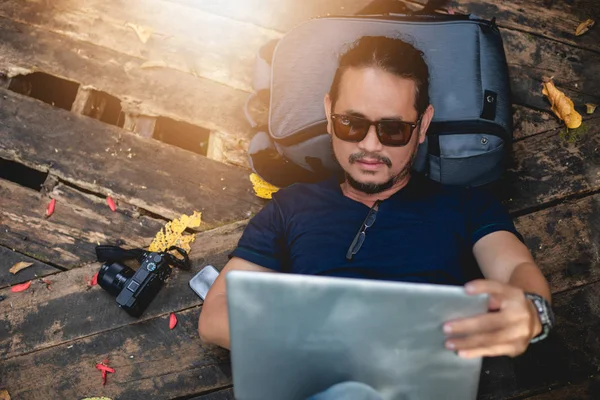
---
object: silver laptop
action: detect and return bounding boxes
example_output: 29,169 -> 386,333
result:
226,271 -> 488,400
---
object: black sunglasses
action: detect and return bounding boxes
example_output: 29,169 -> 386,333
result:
346,200 -> 380,261
331,113 -> 421,147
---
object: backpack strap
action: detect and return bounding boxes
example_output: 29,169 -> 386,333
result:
95,245 -> 146,263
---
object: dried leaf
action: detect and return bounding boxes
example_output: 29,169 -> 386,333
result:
11,281 -> 32,293
169,312 -> 177,329
575,19 -> 595,36
249,173 -> 279,199
81,398 -> 112,400
148,211 -> 202,254
125,22 -> 153,43
9,261 -> 34,274
586,103 -> 597,114
541,80 -> 582,129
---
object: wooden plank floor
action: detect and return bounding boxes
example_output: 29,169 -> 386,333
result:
1,0 -> 599,399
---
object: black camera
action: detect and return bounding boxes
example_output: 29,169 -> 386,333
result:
96,246 -> 190,317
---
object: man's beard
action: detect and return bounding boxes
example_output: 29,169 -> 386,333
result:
343,143 -> 419,195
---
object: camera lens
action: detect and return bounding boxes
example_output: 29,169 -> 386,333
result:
98,262 -> 135,296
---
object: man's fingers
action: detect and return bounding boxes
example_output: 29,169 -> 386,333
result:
456,343 -> 528,359
464,279 -> 509,296
488,293 -> 503,311
444,312 -> 506,336
445,327 -> 527,352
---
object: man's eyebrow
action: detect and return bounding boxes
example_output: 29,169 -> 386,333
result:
344,109 -> 408,121
344,110 -> 366,118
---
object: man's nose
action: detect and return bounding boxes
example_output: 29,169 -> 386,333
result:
358,124 -> 383,152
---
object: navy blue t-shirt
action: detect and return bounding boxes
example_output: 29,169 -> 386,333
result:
230,175 -> 522,285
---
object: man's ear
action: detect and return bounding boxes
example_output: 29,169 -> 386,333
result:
417,104 -> 434,144
324,93 -> 333,135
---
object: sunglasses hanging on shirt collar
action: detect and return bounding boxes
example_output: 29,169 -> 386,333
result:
346,200 -> 380,260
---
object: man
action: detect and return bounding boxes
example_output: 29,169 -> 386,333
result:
199,36 -> 552,397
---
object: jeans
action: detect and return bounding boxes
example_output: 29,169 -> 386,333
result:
306,381 -> 384,400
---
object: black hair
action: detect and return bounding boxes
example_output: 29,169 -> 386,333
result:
329,36 -> 430,116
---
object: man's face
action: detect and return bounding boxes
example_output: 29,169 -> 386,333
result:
325,66 -> 433,193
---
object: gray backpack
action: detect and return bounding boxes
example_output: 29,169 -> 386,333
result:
245,6 -> 512,188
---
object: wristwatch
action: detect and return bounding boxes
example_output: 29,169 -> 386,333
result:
524,292 -> 555,343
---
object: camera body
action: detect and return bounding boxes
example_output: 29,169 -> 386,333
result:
98,251 -> 172,317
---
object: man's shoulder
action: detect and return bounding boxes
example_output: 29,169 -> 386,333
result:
407,174 -> 502,212
273,178 -> 338,205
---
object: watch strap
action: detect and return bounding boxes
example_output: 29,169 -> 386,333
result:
525,292 -> 554,343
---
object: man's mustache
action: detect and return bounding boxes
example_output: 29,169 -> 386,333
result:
348,152 -> 392,167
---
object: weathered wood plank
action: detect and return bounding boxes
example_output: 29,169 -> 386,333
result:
0,16 -> 253,140
2,2 -> 597,146
122,114 -> 157,138
503,28 -> 600,113
439,0 -> 600,54
515,194 -> 600,294
479,281 -> 600,399
0,177 -> 164,268
0,221 -> 244,360
512,105 -> 561,141
0,185 -> 597,364
0,0 -> 280,93
170,1 -> 600,117
168,0 -> 373,32
3,258 -> 599,400
506,117 -> 600,213
0,88 -> 262,228
70,86 -> 93,115
0,307 -> 232,400
189,388 -> 235,400
172,0 -> 600,57
512,105 -> 599,141
0,246 -> 60,290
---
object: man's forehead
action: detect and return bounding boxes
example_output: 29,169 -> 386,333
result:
335,66 -> 419,120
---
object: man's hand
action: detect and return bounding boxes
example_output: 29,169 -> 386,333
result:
443,279 -> 542,358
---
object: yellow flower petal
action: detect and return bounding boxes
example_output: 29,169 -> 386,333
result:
250,173 -> 279,199
148,211 -> 202,253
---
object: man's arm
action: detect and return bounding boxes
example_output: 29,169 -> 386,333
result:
198,257 -> 275,349
444,231 -> 552,358
473,230 -> 551,302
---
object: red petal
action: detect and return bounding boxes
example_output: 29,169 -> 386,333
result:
169,313 -> 177,330
96,363 -> 115,373
46,199 -> 56,217
106,196 -> 116,212
11,281 -> 32,292
91,272 -> 99,286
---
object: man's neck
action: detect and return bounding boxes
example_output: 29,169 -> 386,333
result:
340,174 -> 412,207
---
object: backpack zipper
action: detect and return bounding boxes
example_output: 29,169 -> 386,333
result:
319,13 -> 498,31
